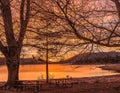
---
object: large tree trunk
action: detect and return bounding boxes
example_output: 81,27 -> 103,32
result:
3,46 -> 21,88
6,56 -> 20,87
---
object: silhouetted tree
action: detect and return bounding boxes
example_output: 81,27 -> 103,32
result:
0,0 -> 30,87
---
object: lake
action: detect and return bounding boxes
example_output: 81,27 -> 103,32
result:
0,64 -> 119,81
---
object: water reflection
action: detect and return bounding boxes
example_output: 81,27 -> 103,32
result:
0,64 -> 119,81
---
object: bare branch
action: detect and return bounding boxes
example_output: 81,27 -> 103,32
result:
18,0 -> 30,46
0,0 -> 16,46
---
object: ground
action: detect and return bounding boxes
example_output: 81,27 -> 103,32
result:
0,75 -> 120,93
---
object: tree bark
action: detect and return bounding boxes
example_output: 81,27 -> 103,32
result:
6,57 -> 20,86
3,46 -> 21,87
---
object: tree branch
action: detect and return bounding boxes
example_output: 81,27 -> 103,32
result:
0,0 -> 16,46
18,0 -> 30,46
112,0 -> 120,20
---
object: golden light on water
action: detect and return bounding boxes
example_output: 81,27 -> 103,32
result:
0,64 -> 119,81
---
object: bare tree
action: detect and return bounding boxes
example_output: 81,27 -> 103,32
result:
28,0 -> 103,83
0,0 -> 30,87
26,21 -> 86,82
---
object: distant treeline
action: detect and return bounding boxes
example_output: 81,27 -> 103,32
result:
72,56 -> 120,64
1,52 -> 120,65
0,57 -> 45,65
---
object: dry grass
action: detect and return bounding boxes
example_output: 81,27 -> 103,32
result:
0,75 -> 120,93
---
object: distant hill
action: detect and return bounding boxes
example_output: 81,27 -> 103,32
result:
0,51 -> 120,65
60,51 -> 120,64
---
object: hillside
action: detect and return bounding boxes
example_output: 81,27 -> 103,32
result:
60,51 -> 120,64
0,51 -> 120,65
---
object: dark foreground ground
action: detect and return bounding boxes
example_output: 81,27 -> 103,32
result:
0,75 -> 120,93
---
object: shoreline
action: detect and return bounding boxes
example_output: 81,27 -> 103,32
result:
100,64 -> 120,73
0,58 -> 120,66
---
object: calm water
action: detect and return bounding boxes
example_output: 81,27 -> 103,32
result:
0,64 -> 119,81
